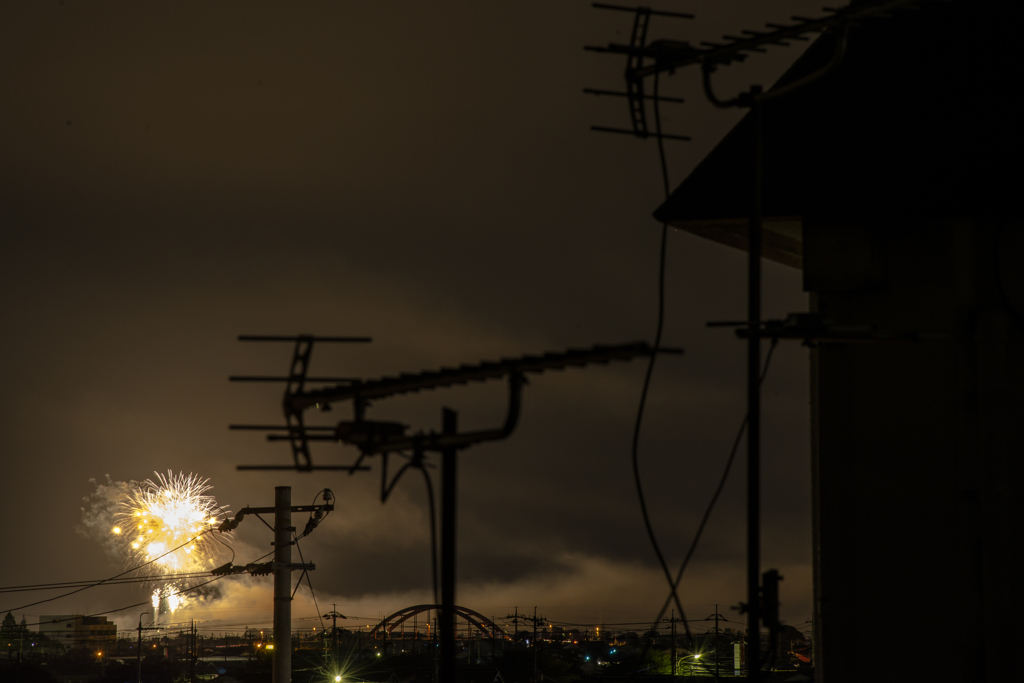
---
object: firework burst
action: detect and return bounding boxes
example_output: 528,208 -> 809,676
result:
111,470 -> 231,615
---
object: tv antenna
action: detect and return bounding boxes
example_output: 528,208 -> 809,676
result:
230,334 -> 679,681
586,1 -> 946,679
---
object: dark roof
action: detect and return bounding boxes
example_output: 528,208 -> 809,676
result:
654,0 -> 1024,256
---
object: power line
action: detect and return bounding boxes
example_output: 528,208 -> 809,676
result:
17,550 -> 275,631
652,338 -> 781,629
290,531 -> 325,634
21,575 -> 228,630
630,69 -> 693,651
0,529 -> 216,613
0,572 -> 214,594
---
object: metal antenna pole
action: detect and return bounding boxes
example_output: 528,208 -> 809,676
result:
440,409 -> 458,682
274,486 -> 293,683
746,90 -> 764,683
671,608 -> 677,677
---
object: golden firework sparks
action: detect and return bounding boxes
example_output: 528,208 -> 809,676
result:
112,470 -> 230,613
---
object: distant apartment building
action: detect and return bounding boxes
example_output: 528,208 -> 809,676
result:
39,615 -> 116,649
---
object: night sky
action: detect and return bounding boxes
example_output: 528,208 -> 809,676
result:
0,1 -> 827,634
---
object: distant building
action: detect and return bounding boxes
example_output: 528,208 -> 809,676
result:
39,615 -> 116,650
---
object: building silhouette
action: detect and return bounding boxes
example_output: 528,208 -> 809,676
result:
653,1 -> 1023,680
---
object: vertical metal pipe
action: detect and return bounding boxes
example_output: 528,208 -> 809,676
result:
274,486 -> 292,683
746,91 -> 763,683
440,409 -> 458,682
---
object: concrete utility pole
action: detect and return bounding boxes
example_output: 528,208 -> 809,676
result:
323,605 -> 345,664
233,338 -> 657,681
137,611 -> 150,683
274,486 -> 293,683
714,606 -> 720,682
189,620 -> 197,683
533,606 -> 539,680
214,486 -> 326,683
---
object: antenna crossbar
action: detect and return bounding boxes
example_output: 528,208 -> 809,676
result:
286,342 -> 674,412
629,0 -> 943,78
238,335 -> 372,343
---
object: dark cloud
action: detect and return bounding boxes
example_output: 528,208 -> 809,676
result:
0,0 -> 828,630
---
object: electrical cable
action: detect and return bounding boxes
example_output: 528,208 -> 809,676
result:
0,528 -> 215,613
0,573 -> 211,593
382,459 -> 415,503
211,531 -> 236,565
651,338 -> 780,629
20,549 -> 276,631
375,447 -> 438,605
0,572 -> 215,594
291,531 -> 326,633
297,489 -> 332,540
630,69 -> 693,649
23,575 -> 231,630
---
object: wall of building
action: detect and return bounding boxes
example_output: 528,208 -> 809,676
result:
38,615 -> 117,650
806,218 -> 1023,681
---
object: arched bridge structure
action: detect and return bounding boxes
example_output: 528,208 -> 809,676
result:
367,605 -> 506,640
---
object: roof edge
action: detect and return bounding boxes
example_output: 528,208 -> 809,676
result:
670,216 -> 803,269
